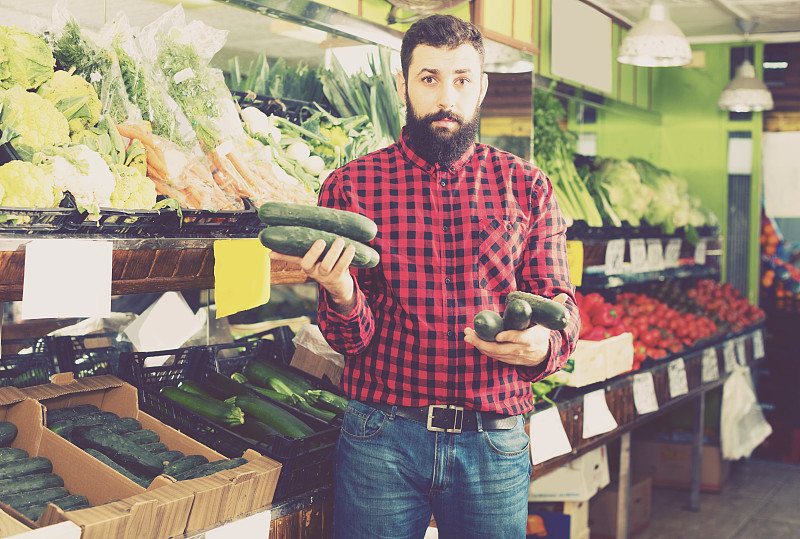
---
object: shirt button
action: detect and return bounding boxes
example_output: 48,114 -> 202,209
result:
445,277 -> 451,285
442,225 -> 448,232
447,330 -> 455,338
440,180 -> 446,187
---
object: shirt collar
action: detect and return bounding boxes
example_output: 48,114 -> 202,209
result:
398,126 -> 476,174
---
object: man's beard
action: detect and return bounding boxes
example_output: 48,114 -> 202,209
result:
404,96 -> 481,168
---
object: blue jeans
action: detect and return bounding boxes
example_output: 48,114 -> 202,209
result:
333,400 -> 531,539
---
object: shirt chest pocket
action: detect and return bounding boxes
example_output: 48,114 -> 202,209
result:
474,217 -> 526,292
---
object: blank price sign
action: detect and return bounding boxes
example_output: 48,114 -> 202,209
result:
664,238 -> 682,268
646,238 -> 665,272
752,329 -> 765,359
702,348 -> 719,383
668,358 -> 689,398
633,372 -> 659,415
723,340 -> 737,373
629,238 -> 648,272
604,239 -> 625,275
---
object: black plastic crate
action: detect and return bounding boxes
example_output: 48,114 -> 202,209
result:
49,333 -> 133,378
231,90 -> 332,125
118,345 -> 339,500
232,325 -> 297,367
160,198 -> 259,238
0,337 -> 59,388
65,206 -> 165,237
0,199 -> 76,234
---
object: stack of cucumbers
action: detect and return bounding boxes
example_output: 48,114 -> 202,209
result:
473,291 -> 570,342
257,201 -> 380,268
0,420 -> 91,522
46,404 -> 248,488
159,360 -> 348,443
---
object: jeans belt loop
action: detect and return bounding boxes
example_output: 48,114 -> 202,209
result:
476,410 -> 483,432
427,404 -> 464,434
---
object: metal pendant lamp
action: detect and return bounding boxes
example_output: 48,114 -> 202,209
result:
718,20 -> 774,112
617,0 -> 692,67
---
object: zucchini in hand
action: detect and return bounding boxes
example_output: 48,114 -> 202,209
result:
259,226 -> 379,268
505,291 -> 569,331
258,201 -> 378,242
473,310 -> 503,342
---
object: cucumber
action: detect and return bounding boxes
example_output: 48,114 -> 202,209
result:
0,457 -> 52,480
258,201 -> 378,242
505,291 -> 570,331
259,226 -> 379,269
84,448 -> 151,488
503,298 -> 533,330
123,429 -> 160,445
226,395 -> 314,438
104,417 -> 142,435
49,419 -> 74,438
173,457 -> 248,481
0,473 -> 63,496
304,390 -> 348,414
242,360 -> 314,394
140,442 -> 169,455
473,310 -> 503,341
70,426 -> 164,477
61,411 -> 119,429
160,387 -> 245,427
45,404 -> 99,424
20,494 -> 90,522
0,421 -> 17,446
155,450 -> 185,467
0,447 -> 27,463
0,487 -> 70,510
163,454 -> 209,479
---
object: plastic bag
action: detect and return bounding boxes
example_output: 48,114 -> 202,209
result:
720,365 -> 772,460
292,324 -> 344,369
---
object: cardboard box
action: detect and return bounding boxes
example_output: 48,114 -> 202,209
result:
554,333 -> 634,387
529,445 -> 610,502
290,345 -> 344,386
20,374 -> 281,537
588,476 -> 652,538
632,439 -> 730,492
0,506 -> 81,539
528,500 -> 589,538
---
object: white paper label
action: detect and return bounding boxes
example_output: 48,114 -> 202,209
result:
753,329 -> 765,360
632,372 -> 659,415
646,238 -> 665,271
173,67 -> 195,83
701,348 -> 719,383
735,336 -> 747,366
582,389 -> 618,439
604,238 -> 625,275
664,238 -> 682,268
668,358 -> 689,398
694,238 -> 707,265
629,238 -> 648,272
529,407 -> 572,465
723,340 -> 737,373
205,510 -> 271,538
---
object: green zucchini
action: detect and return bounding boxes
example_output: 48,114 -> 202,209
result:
201,371 -> 252,400
264,379 -> 337,421
163,454 -> 209,479
178,380 -> 217,400
140,442 -> 169,455
473,310 -> 503,341
258,201 -> 378,242
236,377 -> 297,404
503,298 -> 533,330
155,450 -> 185,467
104,417 -> 143,435
70,426 -> 164,477
259,226 -> 379,268
0,487 -> 70,510
242,360 -> 314,394
0,473 -> 63,496
265,377 -> 296,397
49,419 -> 74,438
237,417 -> 281,441
45,404 -> 100,424
505,291 -> 570,331
20,494 -> 90,521
304,390 -> 348,414
0,447 -> 27,463
173,457 -> 249,481
0,421 -> 17,446
123,429 -> 160,445
0,457 -> 52,480
85,448 -> 151,488
159,387 -> 245,427
226,395 -> 314,438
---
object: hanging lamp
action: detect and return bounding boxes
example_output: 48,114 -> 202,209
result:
617,0 -> 691,67
718,20 -> 774,112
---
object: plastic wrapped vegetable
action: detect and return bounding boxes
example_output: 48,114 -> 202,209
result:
0,26 -> 55,90
0,85 -> 70,159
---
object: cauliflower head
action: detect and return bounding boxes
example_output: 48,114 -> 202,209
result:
37,70 -> 102,134
0,26 -> 55,91
1,85 -> 70,155
35,144 -> 116,217
0,160 -> 61,208
110,164 -> 157,210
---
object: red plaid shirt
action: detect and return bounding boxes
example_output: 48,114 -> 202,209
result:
317,128 -> 579,415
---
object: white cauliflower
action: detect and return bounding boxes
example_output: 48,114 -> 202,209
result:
34,144 -> 116,218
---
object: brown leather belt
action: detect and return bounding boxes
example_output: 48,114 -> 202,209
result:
367,402 -> 518,433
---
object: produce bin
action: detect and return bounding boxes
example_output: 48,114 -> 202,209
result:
0,337 -> 59,388
48,332 -> 132,378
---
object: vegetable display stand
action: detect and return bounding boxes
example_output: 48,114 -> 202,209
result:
118,344 -> 340,501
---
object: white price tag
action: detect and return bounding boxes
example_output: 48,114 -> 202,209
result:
668,358 -> 689,398
646,238 -> 665,271
205,510 -> 271,538
629,238 -> 648,272
604,239 -> 626,275
701,348 -> 719,383
173,67 -> 195,83
529,406 -> 572,465
753,329 -> 765,360
582,389 -> 618,439
664,238 -> 682,268
694,238 -> 708,265
735,336 -> 747,366
632,372 -> 659,415
722,340 -> 736,373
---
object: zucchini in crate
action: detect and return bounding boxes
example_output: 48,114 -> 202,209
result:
266,378 -> 337,422
242,360 -> 314,394
70,426 -> 164,477
257,201 -> 378,242
0,421 -> 17,446
226,395 -> 314,438
304,390 -> 348,414
84,449 -> 151,488
159,387 -> 245,427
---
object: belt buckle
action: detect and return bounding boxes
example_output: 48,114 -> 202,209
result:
427,405 -> 464,434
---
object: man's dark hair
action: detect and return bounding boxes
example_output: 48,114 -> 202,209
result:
400,14 -> 485,80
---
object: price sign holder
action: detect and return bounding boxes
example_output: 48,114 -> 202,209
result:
735,336 -> 747,366
668,358 -> 689,398
694,238 -> 708,265
753,329 -> 765,360
633,372 -> 659,415
629,238 -> 648,272
701,348 -> 719,383
723,340 -> 737,373
664,238 -> 682,268
604,239 -> 625,275
646,238 -> 665,272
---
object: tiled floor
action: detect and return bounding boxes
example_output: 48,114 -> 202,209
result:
638,459 -> 800,539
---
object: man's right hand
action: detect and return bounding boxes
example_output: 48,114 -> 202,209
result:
269,237 -> 357,314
